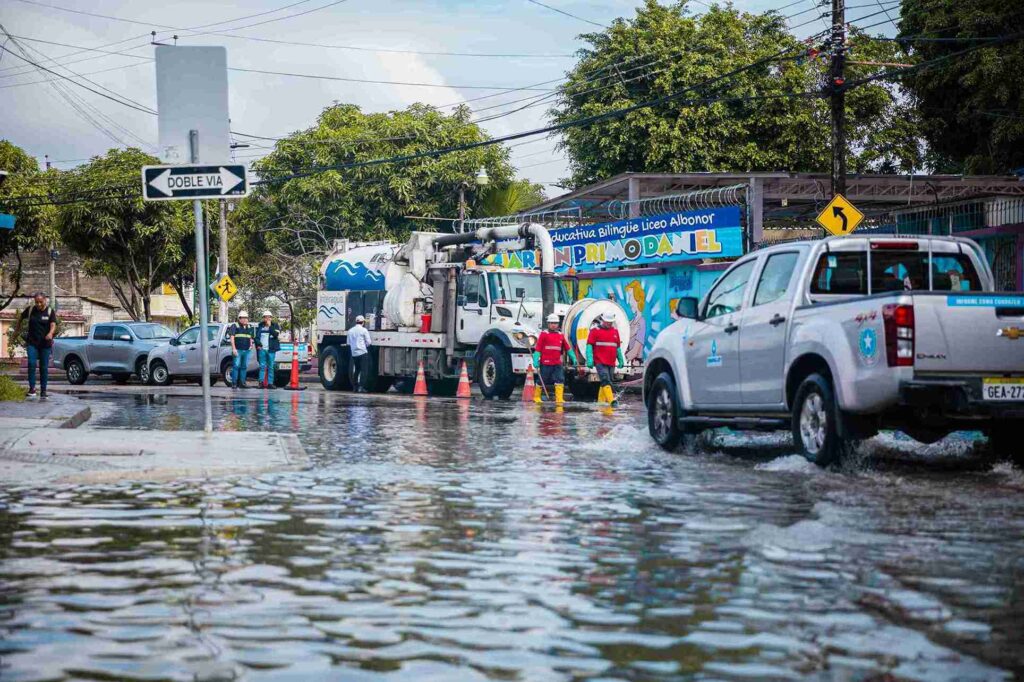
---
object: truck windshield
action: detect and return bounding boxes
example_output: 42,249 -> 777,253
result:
133,324 -> 174,340
487,273 -> 572,304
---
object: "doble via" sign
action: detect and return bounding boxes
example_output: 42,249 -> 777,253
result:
141,164 -> 249,201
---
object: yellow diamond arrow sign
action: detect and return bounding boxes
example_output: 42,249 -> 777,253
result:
816,194 -> 864,236
212,274 -> 238,302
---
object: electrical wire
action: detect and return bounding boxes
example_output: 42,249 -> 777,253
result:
524,0 -> 608,28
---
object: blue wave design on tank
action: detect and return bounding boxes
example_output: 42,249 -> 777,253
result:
325,260 -> 386,291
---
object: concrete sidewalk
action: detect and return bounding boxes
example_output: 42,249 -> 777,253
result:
0,394 -> 307,485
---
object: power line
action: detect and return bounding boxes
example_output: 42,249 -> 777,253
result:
524,0 -> 608,28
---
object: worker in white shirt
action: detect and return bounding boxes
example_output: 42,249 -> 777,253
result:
347,315 -> 373,393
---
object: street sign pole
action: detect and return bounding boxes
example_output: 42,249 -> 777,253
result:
190,129 -> 213,433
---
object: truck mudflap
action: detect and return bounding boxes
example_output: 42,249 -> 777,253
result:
899,378 -> 1024,419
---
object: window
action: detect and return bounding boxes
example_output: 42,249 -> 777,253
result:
870,251 -> 981,292
206,325 -> 221,341
93,325 -> 113,341
111,325 -> 130,341
810,252 -> 867,295
133,324 -> 174,340
704,260 -> 756,319
462,274 -> 486,307
753,252 -> 800,306
178,328 -> 200,345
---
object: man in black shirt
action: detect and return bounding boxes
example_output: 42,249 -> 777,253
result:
14,292 -> 58,398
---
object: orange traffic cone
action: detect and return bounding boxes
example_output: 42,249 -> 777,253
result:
456,360 -> 472,399
413,359 -> 428,396
284,344 -> 306,391
522,363 -> 536,402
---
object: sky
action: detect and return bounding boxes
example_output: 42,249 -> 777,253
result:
0,0 -> 840,201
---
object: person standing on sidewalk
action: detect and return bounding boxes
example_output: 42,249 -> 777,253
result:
254,310 -> 280,389
347,315 -> 372,393
586,312 -> 625,407
533,313 -> 576,404
228,311 -> 255,389
14,292 -> 57,399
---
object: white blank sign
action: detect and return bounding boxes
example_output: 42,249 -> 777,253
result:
155,46 -> 231,165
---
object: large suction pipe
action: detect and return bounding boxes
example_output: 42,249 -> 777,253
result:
430,223 -> 555,319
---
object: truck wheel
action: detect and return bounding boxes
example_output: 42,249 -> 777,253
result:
136,358 -> 150,385
220,358 -> 235,387
648,372 -> 683,451
477,344 -> 514,400
792,373 -> 844,467
988,422 -> 1023,467
150,360 -> 172,387
113,373 -> 131,385
319,345 -> 351,391
65,357 -> 88,385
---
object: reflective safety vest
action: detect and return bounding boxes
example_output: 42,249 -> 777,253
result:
229,323 -> 256,350
536,330 -> 571,366
587,325 -> 621,366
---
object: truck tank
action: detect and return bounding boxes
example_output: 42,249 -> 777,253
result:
320,242 -> 399,292
562,298 -> 632,359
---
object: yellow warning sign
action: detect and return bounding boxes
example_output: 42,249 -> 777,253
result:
816,194 -> 864,236
213,274 -> 238,302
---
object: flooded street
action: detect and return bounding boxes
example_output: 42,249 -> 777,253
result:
2,392 -> 1023,681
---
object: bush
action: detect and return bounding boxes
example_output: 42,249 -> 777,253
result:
0,374 -> 26,402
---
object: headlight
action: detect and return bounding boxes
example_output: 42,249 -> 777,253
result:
527,335 -> 537,348
513,331 -> 526,342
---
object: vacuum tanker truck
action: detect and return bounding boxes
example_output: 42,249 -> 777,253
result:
315,223 -> 639,399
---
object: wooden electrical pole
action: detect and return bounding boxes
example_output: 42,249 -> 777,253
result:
829,0 -> 847,197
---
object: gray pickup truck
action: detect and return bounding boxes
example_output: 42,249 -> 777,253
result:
644,235 -> 1024,466
145,324 -> 310,387
51,321 -> 176,385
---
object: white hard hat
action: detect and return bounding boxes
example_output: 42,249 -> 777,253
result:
602,311 -> 617,322
261,310 -> 273,318
546,313 -> 560,323
238,310 -> 249,318
355,314 -> 365,323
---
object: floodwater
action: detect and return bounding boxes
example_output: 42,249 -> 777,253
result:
2,391 -> 1023,681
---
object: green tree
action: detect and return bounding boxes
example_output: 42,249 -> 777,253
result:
899,0 -> 1024,173
55,148 -> 194,321
234,102 -> 516,257
0,140 -> 60,311
551,1 -> 922,186
477,179 -> 547,217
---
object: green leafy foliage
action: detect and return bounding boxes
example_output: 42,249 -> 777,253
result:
551,1 -> 922,185
55,148 -> 194,321
899,0 -> 1024,173
0,374 -> 27,402
477,180 -> 548,218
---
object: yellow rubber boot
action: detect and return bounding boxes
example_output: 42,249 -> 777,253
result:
554,383 -> 565,404
534,385 -> 543,404
597,385 -> 610,404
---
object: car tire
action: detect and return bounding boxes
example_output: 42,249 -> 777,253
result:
220,358 -> 235,387
65,357 -> 87,385
647,372 -> 683,451
136,358 -> 150,385
319,345 -> 351,391
477,343 -> 514,400
792,372 -> 844,467
113,373 -> 131,385
150,360 -> 172,387
987,422 -> 1023,467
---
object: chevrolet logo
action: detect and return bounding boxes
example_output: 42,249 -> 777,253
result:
997,327 -> 1023,340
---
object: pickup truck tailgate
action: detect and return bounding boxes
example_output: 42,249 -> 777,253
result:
912,293 -> 1024,374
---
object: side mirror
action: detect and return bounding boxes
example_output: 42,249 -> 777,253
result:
169,338 -> 180,346
675,297 -> 699,320
118,334 -> 133,342
515,287 -> 526,299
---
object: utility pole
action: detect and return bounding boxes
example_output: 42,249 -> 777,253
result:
190,130 -> 213,434
829,0 -> 847,197
218,199 -> 228,322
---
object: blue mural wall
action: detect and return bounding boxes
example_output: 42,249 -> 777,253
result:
579,264 -> 725,359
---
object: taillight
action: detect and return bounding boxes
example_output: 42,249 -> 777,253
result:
882,304 -> 914,367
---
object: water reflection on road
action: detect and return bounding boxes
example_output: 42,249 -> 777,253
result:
1,391 -> 1023,681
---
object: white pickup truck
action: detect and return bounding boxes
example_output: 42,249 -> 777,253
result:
643,236 -> 1024,466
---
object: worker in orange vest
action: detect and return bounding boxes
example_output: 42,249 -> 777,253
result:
533,313 -> 576,404
586,312 -> 625,406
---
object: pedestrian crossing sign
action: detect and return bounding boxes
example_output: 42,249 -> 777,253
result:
816,194 -> 864,236
212,274 -> 238,302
